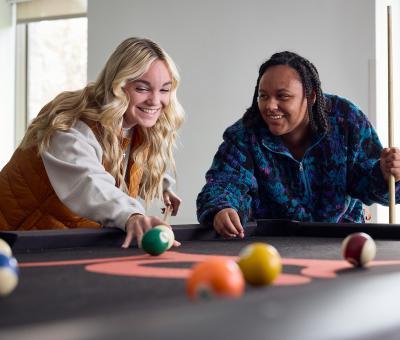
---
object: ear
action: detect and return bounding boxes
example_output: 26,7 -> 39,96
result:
310,91 -> 316,105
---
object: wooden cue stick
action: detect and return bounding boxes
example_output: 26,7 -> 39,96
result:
387,5 -> 396,224
163,205 -> 173,223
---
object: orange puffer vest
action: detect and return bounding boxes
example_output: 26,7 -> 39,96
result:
0,120 -> 143,231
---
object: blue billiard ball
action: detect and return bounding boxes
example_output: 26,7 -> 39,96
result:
0,254 -> 19,296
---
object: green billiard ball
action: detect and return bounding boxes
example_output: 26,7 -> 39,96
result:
142,228 -> 169,256
154,225 -> 174,249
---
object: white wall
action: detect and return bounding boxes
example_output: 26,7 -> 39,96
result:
88,0 -> 376,224
0,1 -> 15,168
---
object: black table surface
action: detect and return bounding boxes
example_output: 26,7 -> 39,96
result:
1,220 -> 400,340
3,219 -> 400,252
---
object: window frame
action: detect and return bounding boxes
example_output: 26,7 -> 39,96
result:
15,15 -> 87,145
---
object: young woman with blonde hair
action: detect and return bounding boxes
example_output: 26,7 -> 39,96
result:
0,37 -> 184,248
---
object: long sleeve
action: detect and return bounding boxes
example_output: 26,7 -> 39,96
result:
345,102 -> 400,205
41,121 -> 145,230
196,122 -> 257,226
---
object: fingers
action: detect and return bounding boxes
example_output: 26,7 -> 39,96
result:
381,147 -> 400,181
121,227 -> 134,249
121,214 -> 159,249
163,192 -> 172,208
363,207 -> 372,221
173,240 -> 181,247
170,198 -> 181,216
121,214 -> 142,248
215,216 -> 237,238
213,208 -> 244,238
163,191 -> 182,216
134,223 -> 144,248
122,214 -> 181,249
381,148 -> 400,163
229,210 -> 245,238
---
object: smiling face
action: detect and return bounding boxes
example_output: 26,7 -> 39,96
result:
123,59 -> 172,129
257,65 -> 311,145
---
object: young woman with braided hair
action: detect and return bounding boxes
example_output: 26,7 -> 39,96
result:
0,37 -> 184,248
197,51 -> 400,238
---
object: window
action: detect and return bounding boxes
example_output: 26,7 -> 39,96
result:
26,18 -> 87,122
15,17 -> 87,142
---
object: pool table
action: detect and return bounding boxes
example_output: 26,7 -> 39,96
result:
1,220 -> 400,340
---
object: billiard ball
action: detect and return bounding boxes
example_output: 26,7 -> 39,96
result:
154,225 -> 174,249
237,243 -> 282,286
186,258 -> 245,301
141,228 -> 169,256
341,232 -> 376,267
0,239 -> 12,257
0,254 -> 18,297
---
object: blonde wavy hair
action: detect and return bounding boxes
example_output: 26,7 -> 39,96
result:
20,37 -> 184,205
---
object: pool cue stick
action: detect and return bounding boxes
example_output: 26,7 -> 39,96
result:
387,5 -> 396,224
163,205 -> 173,223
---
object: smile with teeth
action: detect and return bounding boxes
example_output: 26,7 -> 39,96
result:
267,114 -> 284,120
139,107 -> 160,114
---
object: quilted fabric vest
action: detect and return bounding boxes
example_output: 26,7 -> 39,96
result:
0,120 -> 143,230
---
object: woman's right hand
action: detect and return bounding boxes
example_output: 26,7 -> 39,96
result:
213,208 -> 245,238
122,214 -> 181,249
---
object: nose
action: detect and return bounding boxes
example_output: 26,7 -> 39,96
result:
146,91 -> 161,106
264,97 -> 279,112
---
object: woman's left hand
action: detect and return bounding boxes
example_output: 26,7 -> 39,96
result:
162,190 -> 182,216
380,147 -> 400,182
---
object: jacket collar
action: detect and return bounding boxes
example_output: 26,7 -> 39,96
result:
258,123 -> 326,156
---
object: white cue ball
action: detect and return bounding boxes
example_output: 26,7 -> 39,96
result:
154,225 -> 175,249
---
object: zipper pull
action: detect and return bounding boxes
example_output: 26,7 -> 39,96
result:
299,162 -> 303,171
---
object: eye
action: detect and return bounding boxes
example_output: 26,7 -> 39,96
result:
160,88 -> 171,93
258,94 -> 267,100
135,87 -> 150,93
278,94 -> 290,100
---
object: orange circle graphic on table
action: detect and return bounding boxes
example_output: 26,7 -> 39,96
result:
19,252 -> 400,287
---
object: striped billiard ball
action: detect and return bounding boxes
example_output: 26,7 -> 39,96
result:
141,228 -> 169,256
0,239 -> 12,257
341,232 -> 376,267
0,254 -> 18,296
153,225 -> 174,250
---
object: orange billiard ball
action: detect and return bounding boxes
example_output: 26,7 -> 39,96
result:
186,258 -> 245,301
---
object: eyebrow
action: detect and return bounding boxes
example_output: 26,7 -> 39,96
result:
258,88 -> 290,93
133,79 -> 172,87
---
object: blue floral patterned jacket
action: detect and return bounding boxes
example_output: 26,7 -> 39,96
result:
197,94 -> 400,226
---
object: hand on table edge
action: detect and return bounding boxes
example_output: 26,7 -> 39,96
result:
213,208 -> 245,239
122,213 -> 181,249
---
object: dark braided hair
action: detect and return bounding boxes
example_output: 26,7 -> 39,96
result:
243,51 -> 329,134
